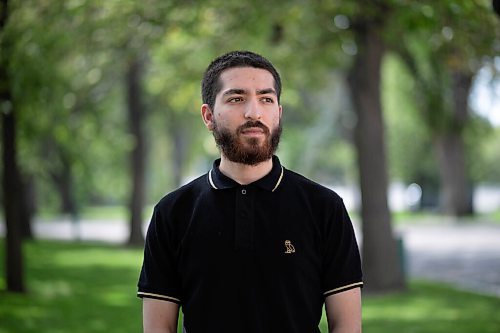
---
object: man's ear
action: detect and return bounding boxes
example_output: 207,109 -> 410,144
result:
201,104 -> 215,130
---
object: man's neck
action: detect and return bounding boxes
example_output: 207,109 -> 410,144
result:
219,156 -> 273,185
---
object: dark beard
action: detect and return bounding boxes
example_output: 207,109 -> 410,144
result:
212,120 -> 282,166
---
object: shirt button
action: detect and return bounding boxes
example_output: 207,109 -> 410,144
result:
241,189 -> 247,195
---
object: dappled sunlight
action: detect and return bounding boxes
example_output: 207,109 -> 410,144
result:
0,293 -> 48,331
362,282 -> 500,333
0,240 -> 143,333
99,289 -> 137,307
50,247 -> 143,268
31,280 -> 73,299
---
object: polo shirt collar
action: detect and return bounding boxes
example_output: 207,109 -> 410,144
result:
208,155 -> 284,192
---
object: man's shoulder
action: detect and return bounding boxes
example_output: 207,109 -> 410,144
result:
283,168 -> 343,203
155,173 -> 209,210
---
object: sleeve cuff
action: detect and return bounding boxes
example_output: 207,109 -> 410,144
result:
137,291 -> 181,304
323,282 -> 363,297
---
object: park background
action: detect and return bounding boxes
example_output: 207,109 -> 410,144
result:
1,0 -> 500,332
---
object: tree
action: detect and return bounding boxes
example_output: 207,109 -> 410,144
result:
392,0 -> 499,216
6,0 -> 173,245
493,0 -> 500,16
126,52 -> 147,245
346,2 -> 406,292
1,0 -> 25,293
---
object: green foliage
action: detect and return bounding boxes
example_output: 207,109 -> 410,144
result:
1,240 -> 500,332
383,53 -> 438,184
386,0 -> 499,133
381,0 -> 500,196
6,0 -> 135,210
3,0 -> 500,214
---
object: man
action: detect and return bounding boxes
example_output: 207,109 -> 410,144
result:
137,51 -> 363,333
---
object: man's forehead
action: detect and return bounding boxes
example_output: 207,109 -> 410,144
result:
219,67 -> 275,89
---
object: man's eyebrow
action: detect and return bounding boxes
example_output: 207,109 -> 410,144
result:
222,88 -> 246,96
222,88 -> 277,96
256,88 -> 277,95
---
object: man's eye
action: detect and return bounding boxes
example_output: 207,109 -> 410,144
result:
228,97 -> 243,103
262,97 -> 274,103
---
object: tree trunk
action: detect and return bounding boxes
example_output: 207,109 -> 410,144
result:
435,134 -> 472,216
19,174 -> 34,239
1,106 -> 26,293
1,0 -> 25,293
49,155 -> 81,239
126,54 -> 146,246
50,156 -> 78,217
347,22 -> 406,293
435,71 -> 473,216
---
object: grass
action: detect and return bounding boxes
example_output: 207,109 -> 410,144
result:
489,209 -> 500,223
1,240 -> 500,333
362,282 -> 500,332
0,240 -> 144,333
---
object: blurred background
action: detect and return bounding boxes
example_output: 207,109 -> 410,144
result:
1,0 -> 500,332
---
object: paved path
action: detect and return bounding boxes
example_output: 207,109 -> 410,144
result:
1,218 -> 499,297
397,222 -> 500,297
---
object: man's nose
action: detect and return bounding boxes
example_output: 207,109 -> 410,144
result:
244,99 -> 262,120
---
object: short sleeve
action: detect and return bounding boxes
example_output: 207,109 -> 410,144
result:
137,205 -> 182,304
322,199 -> 363,297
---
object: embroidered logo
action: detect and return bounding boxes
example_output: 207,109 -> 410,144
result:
284,240 -> 296,254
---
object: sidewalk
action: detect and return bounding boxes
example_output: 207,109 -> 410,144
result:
397,221 -> 500,297
0,217 -> 133,243
1,217 -> 500,297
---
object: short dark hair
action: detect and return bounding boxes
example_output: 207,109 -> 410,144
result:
201,50 -> 282,110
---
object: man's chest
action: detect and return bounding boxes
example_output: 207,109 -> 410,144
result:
174,189 -> 323,285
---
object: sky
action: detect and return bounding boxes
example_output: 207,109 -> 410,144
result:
470,58 -> 500,127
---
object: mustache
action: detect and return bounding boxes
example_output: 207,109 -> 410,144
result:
237,121 -> 270,134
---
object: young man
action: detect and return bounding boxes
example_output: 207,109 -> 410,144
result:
137,51 -> 363,333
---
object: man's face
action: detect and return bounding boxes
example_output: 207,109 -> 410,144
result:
202,67 -> 283,165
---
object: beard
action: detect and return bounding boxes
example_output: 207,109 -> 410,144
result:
212,119 -> 282,166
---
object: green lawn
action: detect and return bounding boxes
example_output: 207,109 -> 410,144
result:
1,240 -> 499,333
0,240 -> 144,333
363,282 -> 500,332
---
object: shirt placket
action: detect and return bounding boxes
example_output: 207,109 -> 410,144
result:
234,186 -> 254,251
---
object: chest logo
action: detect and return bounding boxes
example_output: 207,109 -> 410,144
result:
284,240 -> 296,254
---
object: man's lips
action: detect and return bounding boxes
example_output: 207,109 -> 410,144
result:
241,127 -> 265,134
238,121 -> 270,137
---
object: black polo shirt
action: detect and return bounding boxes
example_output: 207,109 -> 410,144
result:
138,156 -> 362,333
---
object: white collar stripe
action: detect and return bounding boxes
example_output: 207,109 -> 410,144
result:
208,169 -> 218,189
272,166 -> 284,192
209,165 -> 283,192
